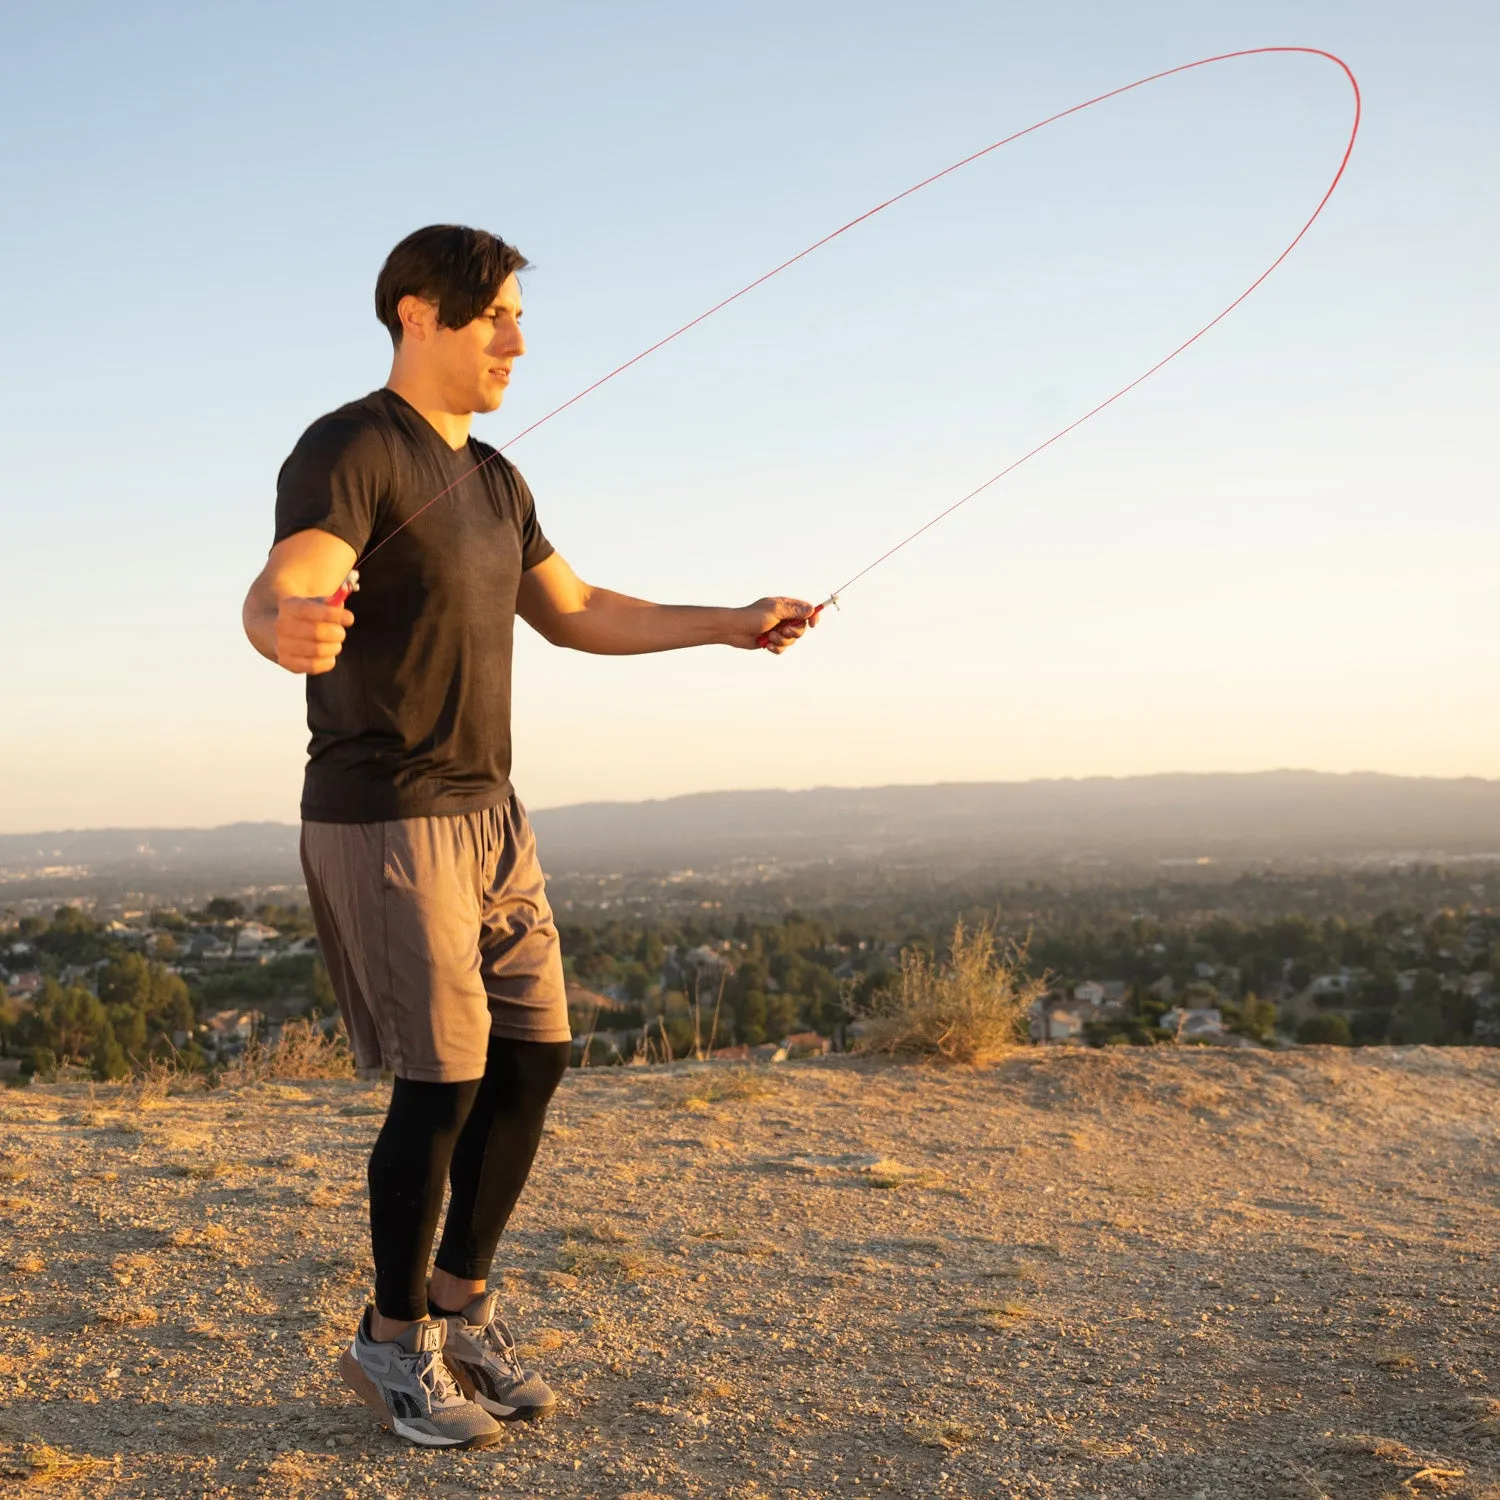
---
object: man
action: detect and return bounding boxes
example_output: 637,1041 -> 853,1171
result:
242,224 -> 814,1450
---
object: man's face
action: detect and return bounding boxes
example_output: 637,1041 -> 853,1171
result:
431,272 -> 526,414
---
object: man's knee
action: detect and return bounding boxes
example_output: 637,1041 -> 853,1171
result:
374,1076 -> 483,1162
482,1036 -> 571,1108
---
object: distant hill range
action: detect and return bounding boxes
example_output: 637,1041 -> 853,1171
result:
4,773 -> 1500,888
530,771 -> 1500,870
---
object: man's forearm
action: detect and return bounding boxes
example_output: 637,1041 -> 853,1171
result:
242,581 -> 281,664
539,587 -> 737,655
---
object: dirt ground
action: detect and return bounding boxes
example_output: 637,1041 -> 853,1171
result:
2,1046 -> 1499,1499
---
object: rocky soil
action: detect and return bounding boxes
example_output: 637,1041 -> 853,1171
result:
2,1047 -> 1500,1499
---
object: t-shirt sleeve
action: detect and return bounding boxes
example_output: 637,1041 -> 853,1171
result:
273,414 -> 392,554
511,466 -> 555,571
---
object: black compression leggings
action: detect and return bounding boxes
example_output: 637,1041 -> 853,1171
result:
367,1036 -> 571,1322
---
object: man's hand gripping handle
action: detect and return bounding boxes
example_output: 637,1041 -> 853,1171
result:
757,600 -> 828,650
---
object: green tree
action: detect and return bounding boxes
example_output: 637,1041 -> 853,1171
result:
26,980 -> 108,1065
1297,1014 -> 1353,1046
634,931 -> 665,971
35,908 -> 106,964
735,990 -> 768,1046
662,1016 -> 696,1057
109,1005 -> 148,1058
728,957 -> 768,1002
22,1046 -> 57,1079
91,1022 -> 129,1082
765,992 -> 798,1042
1361,956 -> 1400,1009
1411,968 -> 1442,1006
96,954 -> 193,1060
1236,995 -> 1278,1042
575,951 -> 616,984
99,953 -> 153,1012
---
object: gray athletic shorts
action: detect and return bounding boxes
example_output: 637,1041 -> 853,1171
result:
301,794 -> 570,1082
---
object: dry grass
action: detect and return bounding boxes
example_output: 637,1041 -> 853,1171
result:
219,1019 -> 354,1085
982,1257 -> 1048,1284
860,1157 -> 946,1190
972,1300 -> 1031,1328
172,1159 -> 230,1180
122,1053 -> 206,1103
854,919 -> 1045,1065
665,1067 -> 782,1110
1,1440 -> 111,1487
906,1418 -> 978,1449
557,1228 -> 661,1282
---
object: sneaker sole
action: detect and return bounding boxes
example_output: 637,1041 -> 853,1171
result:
476,1392 -> 558,1422
337,1347 -> 502,1450
448,1359 -> 558,1422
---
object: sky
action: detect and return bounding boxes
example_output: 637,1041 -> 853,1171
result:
1,0 -> 1496,833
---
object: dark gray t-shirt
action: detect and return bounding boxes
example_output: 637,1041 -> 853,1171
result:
273,387 -> 553,823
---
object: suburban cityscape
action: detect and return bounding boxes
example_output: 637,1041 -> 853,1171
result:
4,841 -> 1496,1082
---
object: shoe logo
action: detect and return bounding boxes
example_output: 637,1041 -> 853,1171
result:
417,1323 -> 444,1353
388,1389 -> 423,1420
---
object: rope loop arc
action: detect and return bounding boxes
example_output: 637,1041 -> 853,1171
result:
343,46 -> 1361,626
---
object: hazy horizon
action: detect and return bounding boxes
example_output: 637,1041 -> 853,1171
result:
4,1 -> 1495,831
6,765 -> 1500,862
0,765 -> 1498,841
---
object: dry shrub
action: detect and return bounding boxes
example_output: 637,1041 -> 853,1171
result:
855,920 -> 1044,1065
125,1052 -> 206,1104
220,1019 -> 354,1085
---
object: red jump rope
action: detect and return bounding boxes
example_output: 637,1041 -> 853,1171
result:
329,47 -> 1361,648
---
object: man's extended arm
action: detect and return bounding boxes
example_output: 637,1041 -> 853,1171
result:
242,529 -> 359,674
515,552 -> 816,656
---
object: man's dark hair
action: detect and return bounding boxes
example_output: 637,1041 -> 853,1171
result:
374,225 -> 529,345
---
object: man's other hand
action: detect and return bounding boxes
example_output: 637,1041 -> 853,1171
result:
275,597 -> 355,675
737,597 -> 818,654
243,527 -> 360,671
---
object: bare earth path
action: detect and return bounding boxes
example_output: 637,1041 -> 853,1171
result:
2,1048 -> 1499,1499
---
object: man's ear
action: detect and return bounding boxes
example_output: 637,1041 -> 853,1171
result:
396,294 -> 436,343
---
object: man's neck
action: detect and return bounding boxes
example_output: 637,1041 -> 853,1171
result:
385,371 -> 472,451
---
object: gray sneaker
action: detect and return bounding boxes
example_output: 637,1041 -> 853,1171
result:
436,1290 -> 559,1420
337,1308 -> 503,1449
